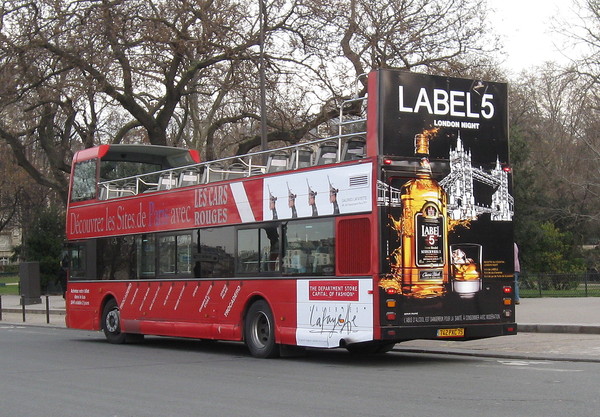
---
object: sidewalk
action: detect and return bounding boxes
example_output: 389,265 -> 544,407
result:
1,295 -> 599,361
399,297 -> 600,363
0,294 -> 66,327
516,297 -> 600,334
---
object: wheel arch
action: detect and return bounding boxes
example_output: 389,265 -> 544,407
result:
98,293 -> 119,330
241,294 -> 274,342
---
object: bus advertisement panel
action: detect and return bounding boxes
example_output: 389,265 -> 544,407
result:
67,163 -> 373,240
371,70 -> 514,340
296,278 -> 374,348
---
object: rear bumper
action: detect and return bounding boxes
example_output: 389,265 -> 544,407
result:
380,322 -> 517,342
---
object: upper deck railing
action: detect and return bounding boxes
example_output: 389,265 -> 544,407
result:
97,97 -> 367,200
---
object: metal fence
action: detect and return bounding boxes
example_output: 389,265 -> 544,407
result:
519,272 -> 600,297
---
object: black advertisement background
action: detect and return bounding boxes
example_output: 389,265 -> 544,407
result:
375,69 -> 514,325
377,70 -> 509,168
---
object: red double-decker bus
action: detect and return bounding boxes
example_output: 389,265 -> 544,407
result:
65,69 -> 516,357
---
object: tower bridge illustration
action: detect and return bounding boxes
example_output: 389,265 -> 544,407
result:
378,134 -> 514,222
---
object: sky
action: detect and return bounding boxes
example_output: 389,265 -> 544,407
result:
488,0 -> 582,74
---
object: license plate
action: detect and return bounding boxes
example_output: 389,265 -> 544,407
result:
437,328 -> 465,338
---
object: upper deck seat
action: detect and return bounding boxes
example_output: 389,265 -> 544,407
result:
315,141 -> 338,165
178,168 -> 202,187
225,162 -> 247,179
202,162 -> 226,183
266,151 -> 290,173
342,136 -> 366,160
289,146 -> 314,170
157,172 -> 178,190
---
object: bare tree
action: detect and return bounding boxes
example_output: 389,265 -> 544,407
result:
0,0 -> 501,199
232,0 -> 500,153
548,0 -> 600,237
509,63 -> 600,244
312,0 -> 497,78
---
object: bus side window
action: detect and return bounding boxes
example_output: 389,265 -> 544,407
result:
156,233 -> 194,278
97,236 -> 136,280
235,226 -> 282,274
237,229 -> 260,273
177,234 -> 194,275
159,235 -> 177,275
67,243 -> 87,280
198,227 -> 235,278
282,218 -> 335,276
261,226 -> 280,271
136,234 -> 156,279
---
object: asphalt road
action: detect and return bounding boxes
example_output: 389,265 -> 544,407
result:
1,325 -> 598,417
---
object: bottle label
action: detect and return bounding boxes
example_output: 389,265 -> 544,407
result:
419,269 -> 444,281
415,208 -> 445,267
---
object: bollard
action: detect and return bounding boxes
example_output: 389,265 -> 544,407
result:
0,295 -> 2,321
46,295 -> 50,324
21,295 -> 26,322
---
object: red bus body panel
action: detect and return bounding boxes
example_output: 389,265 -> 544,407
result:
67,279 -> 298,343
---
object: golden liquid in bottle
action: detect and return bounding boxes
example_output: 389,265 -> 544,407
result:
400,160 -> 449,298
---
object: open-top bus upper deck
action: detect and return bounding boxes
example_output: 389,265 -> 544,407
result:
65,89 -> 380,253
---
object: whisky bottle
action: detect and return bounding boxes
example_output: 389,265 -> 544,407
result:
399,134 -> 449,298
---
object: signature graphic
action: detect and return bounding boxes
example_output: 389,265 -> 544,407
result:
308,304 -> 359,337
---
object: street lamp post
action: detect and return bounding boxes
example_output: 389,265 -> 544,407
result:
259,0 -> 268,157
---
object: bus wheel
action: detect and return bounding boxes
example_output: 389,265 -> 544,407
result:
102,299 -> 127,344
244,300 -> 279,358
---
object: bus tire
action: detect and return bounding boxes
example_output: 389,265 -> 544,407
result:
102,298 -> 127,344
244,300 -> 279,358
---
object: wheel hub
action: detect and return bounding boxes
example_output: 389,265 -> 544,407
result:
105,309 -> 120,333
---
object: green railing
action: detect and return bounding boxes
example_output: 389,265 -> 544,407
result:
519,272 -> 600,297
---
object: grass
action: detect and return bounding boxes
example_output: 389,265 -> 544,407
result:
520,276 -> 600,298
0,275 -> 19,295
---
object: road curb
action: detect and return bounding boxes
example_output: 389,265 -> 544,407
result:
1,308 -> 65,316
0,321 -> 66,329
